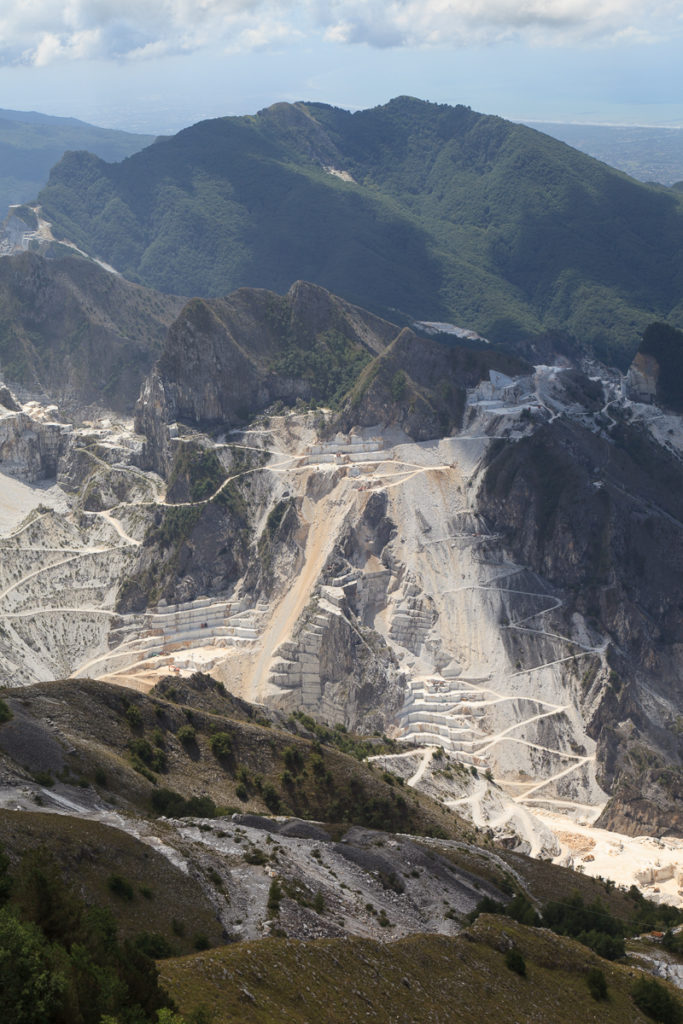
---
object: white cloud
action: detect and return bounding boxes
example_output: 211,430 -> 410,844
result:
0,0 -> 678,65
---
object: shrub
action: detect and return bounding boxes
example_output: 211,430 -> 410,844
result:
313,890 -> 325,914
244,848 -> 268,866
151,727 -> 165,749
108,875 -> 134,901
505,947 -> 526,976
134,932 -> 173,958
587,967 -> 608,1001
125,704 -> 143,729
262,783 -> 281,813
0,698 -> 12,724
267,879 -> 282,917
150,788 -> 217,818
177,725 -> 196,747
632,977 -> 683,1023
283,746 -> 304,773
129,737 -> 167,774
210,731 -> 233,761
193,934 -> 211,951
235,783 -> 248,802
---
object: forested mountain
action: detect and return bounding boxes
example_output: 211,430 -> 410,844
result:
37,96 -> 683,364
0,108 -> 155,217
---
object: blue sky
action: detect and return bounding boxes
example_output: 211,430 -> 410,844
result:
0,2 -> 681,134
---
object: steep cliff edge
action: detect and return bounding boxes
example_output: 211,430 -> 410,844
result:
0,250 -> 182,415
478,382 -> 683,836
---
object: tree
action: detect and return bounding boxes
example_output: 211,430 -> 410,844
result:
0,909 -> 66,1024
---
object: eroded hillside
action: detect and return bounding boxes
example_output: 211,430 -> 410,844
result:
0,277 -> 681,910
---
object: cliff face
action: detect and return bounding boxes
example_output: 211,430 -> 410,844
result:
134,281 -> 398,473
134,280 -> 528,475
478,400 -> 683,835
0,386 -> 71,481
0,251 -> 182,415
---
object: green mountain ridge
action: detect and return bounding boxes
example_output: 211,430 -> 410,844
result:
0,108 -> 156,221
38,95 -> 683,364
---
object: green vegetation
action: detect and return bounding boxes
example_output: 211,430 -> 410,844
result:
271,327 -> 372,406
209,732 -> 233,761
0,846 -> 175,1024
0,108 -> 154,214
166,444 -> 227,503
532,121 -> 683,187
38,97 -> 683,361
108,874 -> 135,901
470,888 -> 683,965
289,710 -> 399,760
158,918 -> 671,1024
587,967 -> 608,1001
150,789 -> 218,819
176,726 -> 196,749
128,737 -> 167,776
0,697 -> 12,724
632,977 -> 683,1023
505,947 -> 526,976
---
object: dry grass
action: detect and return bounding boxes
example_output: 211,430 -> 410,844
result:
159,915 -> 664,1023
0,810 -> 225,953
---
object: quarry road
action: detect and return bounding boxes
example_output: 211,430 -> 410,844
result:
515,755 -> 595,802
406,746 -> 437,787
85,509 -> 141,546
0,547 -> 110,604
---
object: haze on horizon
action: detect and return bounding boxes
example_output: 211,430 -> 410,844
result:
0,0 -> 681,135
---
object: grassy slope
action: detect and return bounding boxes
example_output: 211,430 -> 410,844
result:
38,96 -> 683,363
0,678 -> 464,842
159,915 -> 661,1024
0,810 -> 225,953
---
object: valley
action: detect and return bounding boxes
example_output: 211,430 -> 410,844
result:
2,344 -> 681,908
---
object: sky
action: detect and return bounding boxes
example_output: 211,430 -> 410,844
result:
0,1 -> 682,134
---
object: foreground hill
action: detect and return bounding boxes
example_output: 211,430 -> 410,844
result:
1,675 -> 681,1023
37,96 -> 683,362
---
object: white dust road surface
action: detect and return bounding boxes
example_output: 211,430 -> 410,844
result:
0,472 -> 68,535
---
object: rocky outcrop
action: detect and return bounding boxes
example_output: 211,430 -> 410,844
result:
0,250 -> 181,416
336,328 -> 528,441
134,281 -> 398,473
478,409 -> 683,835
0,404 -> 71,481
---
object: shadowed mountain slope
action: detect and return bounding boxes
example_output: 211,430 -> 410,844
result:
38,96 -> 683,363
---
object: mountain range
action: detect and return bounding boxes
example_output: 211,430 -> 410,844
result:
35,96 -> 683,365
0,107 -> 155,222
1,96 -> 683,1023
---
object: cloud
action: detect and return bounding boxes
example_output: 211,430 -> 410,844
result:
0,0 -> 677,65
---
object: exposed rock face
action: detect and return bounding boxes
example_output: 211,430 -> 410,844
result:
0,404 -> 71,481
626,352 -> 659,403
336,328 -> 467,440
134,281 -> 398,473
478,409 -> 683,836
0,250 -> 182,415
